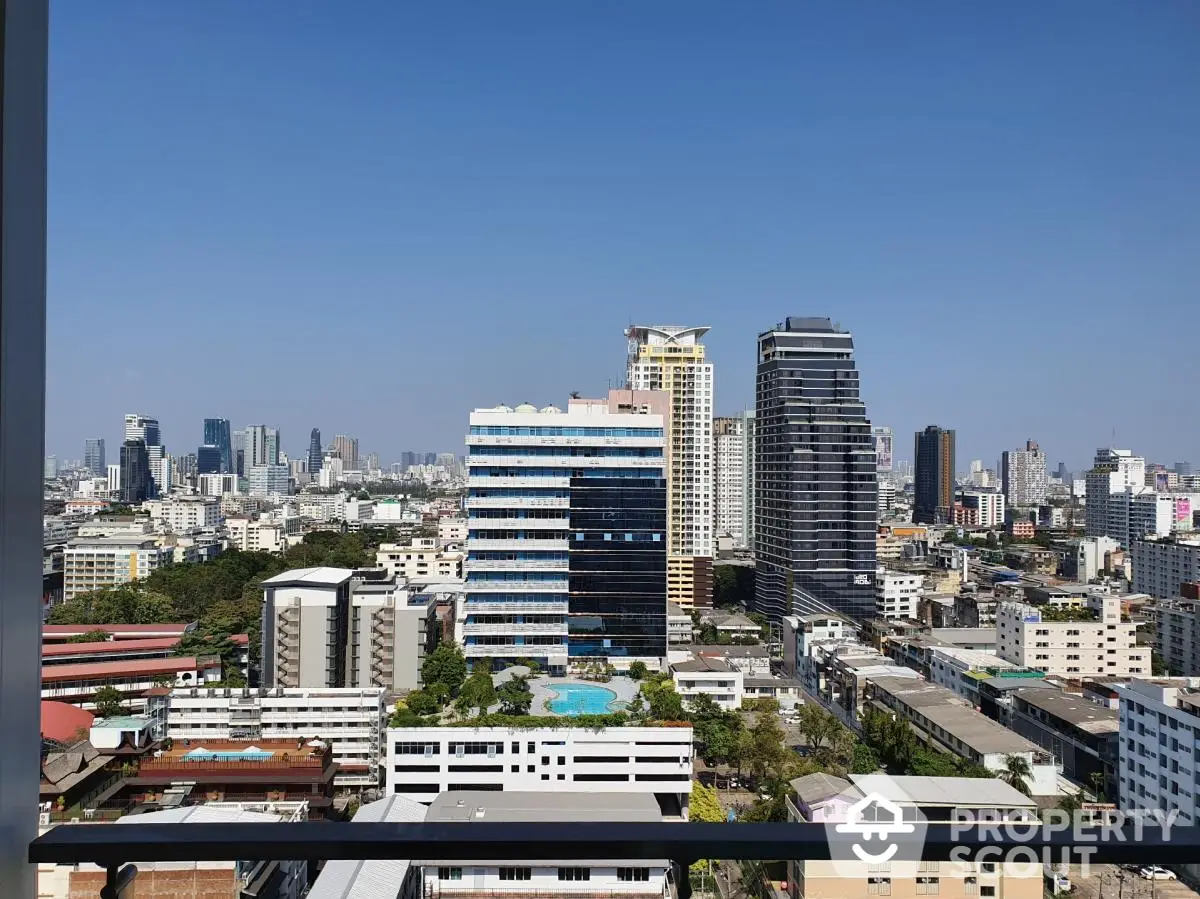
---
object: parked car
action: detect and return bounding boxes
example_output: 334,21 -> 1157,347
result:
1139,867 -> 1177,881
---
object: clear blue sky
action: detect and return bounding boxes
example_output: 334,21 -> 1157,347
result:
48,2 -> 1200,471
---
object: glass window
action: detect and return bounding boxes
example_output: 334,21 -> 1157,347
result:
438,868 -> 462,881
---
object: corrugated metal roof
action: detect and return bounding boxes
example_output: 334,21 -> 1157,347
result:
306,795 -> 427,899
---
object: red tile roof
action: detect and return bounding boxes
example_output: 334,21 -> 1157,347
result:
41,656 -> 216,682
42,637 -> 181,656
43,623 -> 191,641
40,701 -> 95,742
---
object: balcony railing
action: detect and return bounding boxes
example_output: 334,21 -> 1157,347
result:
29,821 -> 1198,899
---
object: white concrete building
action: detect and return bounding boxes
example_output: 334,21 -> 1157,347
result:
376,537 -> 465,582
1084,448 -> 1173,546
667,602 -> 692,645
956,488 -> 1006,528
198,472 -> 240,497
874,568 -> 922,621
144,496 -> 221,532
438,517 -> 467,544
1117,678 -> 1200,836
465,401 -> 667,671
671,656 -> 744,710
626,325 -> 714,608
996,594 -> 1149,677
713,412 -> 753,549
261,567 -> 355,688
248,463 -> 290,498
1001,440 -> 1048,508
227,515 -> 296,553
1132,536 -> 1200,600
927,646 -> 1014,705
1075,535 -> 1121,582
386,725 -> 694,814
166,686 -> 387,790
62,536 -> 169,602
1155,599 -> 1200,676
419,792 -> 671,899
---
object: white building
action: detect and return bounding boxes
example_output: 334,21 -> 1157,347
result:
874,568 -> 922,621
62,536 -> 169,602
1084,448 -> 1172,546
377,537 -> 465,582
1001,440 -> 1048,508
144,496 -> 221,532
671,656 -> 744,710
626,325 -> 714,608
198,472 -> 240,497
350,575 -> 440,692
106,463 -> 122,496
248,463 -> 290,498
876,479 -> 896,518
667,602 -> 693,645
465,401 -> 667,671
927,646 -> 1014,705
1132,536 -> 1200,600
996,594 -> 1148,677
1075,535 -> 1121,582
713,412 -> 753,549
956,488 -> 1006,528
438,517 -> 468,545
419,792 -> 670,899
1155,600 -> 1200,676
166,686 -> 387,790
1116,677 -> 1200,878
386,725 -> 693,815
227,515 -> 295,553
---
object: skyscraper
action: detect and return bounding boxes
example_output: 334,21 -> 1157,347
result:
463,399 -> 667,671
1001,439 -> 1048,508
400,451 -> 417,470
713,412 -> 754,550
331,434 -> 359,469
203,418 -> 233,474
125,413 -> 166,497
914,425 -> 957,524
625,325 -> 714,609
873,426 -> 894,481
246,425 -> 280,468
83,438 -> 105,477
196,444 -> 223,474
231,429 -> 246,477
124,413 -> 160,447
754,317 -> 876,620
308,428 -> 323,476
119,439 -> 152,504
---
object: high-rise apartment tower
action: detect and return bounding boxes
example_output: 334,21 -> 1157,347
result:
1001,439 -> 1048,508
713,412 -> 754,550
625,325 -> 714,609
914,426 -> 957,524
755,317 -> 876,620
308,428 -> 323,476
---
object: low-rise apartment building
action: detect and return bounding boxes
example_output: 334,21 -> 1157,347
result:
386,725 -> 693,816
996,593 -> 1148,677
667,603 -> 692,645
62,536 -> 169,602
671,657 -> 744,710
787,773 -> 1040,899
226,515 -> 298,553
865,675 -> 1059,796
1009,686 -> 1119,794
1132,536 -> 1200,601
955,488 -> 1006,527
166,686 -> 386,791
143,496 -> 221,532
875,568 -> 922,621
418,792 -> 671,899
376,537 -> 465,582
1156,595 -> 1200,675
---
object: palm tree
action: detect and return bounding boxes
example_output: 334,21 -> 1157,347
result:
1000,754 -> 1033,796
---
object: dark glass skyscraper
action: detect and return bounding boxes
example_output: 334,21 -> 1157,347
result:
308,428 -> 323,475
196,444 -> 222,474
568,475 -> 667,658
203,418 -> 233,474
83,438 -> 105,478
119,439 -> 152,504
754,317 -> 876,621
914,426 -> 956,525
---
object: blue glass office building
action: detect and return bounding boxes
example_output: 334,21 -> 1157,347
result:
464,402 -> 667,672
203,418 -> 233,474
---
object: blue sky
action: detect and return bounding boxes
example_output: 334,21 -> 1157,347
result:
48,3 -> 1200,470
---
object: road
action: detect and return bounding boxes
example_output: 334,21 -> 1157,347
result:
1069,864 -> 1198,899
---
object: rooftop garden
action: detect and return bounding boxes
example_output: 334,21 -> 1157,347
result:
1037,605 -> 1098,622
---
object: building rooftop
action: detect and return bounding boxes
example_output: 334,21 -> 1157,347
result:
260,567 -> 354,587
426,790 -> 661,824
42,623 -> 191,639
851,774 -> 1037,809
307,794 -> 428,899
1013,688 -> 1120,734
673,657 -> 736,674
42,636 -> 180,657
40,701 -> 95,744
66,535 -> 159,547
790,772 -> 851,806
41,656 -> 215,682
930,647 -> 1012,670
870,676 -> 1043,756
930,628 -> 997,645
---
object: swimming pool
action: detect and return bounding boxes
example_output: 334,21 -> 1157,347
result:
547,682 -> 619,715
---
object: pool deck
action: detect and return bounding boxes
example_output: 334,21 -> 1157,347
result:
528,676 -> 640,715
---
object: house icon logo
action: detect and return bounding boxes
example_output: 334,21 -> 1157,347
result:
835,792 -> 915,863
822,778 -> 928,876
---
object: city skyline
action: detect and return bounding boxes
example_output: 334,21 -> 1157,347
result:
45,5 -> 1200,469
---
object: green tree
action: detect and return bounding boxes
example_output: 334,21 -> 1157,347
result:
93,685 -> 127,719
797,703 -> 840,751
497,677 -> 533,715
389,707 -> 427,727
628,661 -> 649,681
422,644 -> 468,695
747,706 -> 787,782
47,585 -> 175,626
1056,792 -> 1083,818
690,782 -> 724,822
1088,771 -> 1107,802
1000,754 -> 1033,796
455,668 -> 497,718
66,629 -> 112,644
404,689 -> 441,716
850,742 -> 880,774
641,677 -> 685,721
